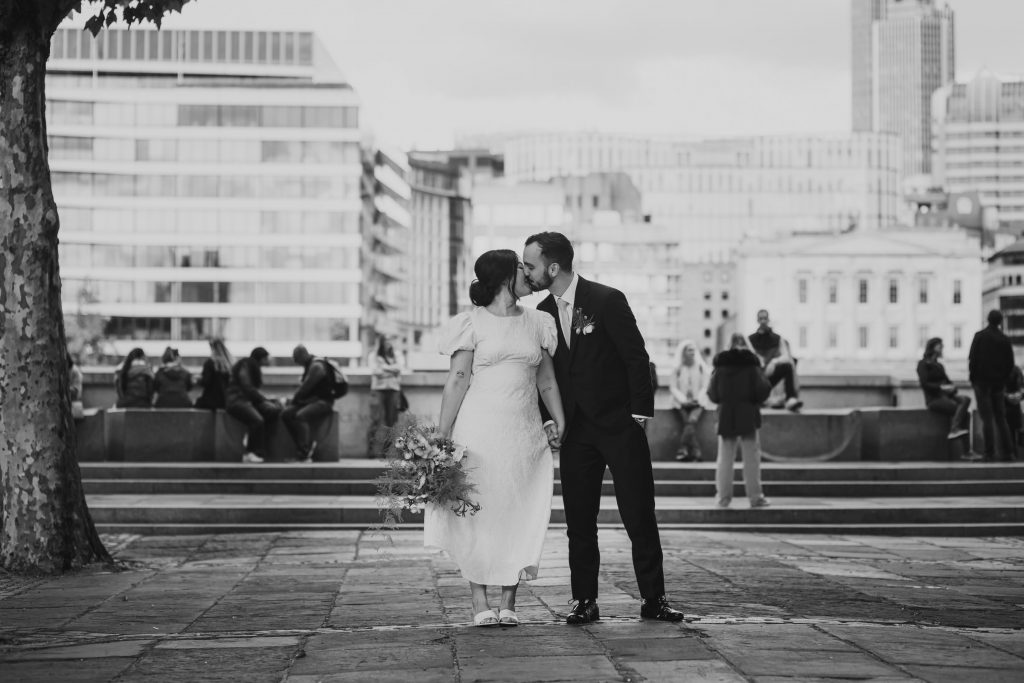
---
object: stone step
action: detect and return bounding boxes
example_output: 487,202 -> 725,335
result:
82,477 -> 1024,498
91,521 -> 1024,536
79,461 -> 1024,482
85,493 -> 1024,530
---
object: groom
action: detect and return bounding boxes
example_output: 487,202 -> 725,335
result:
523,231 -> 685,624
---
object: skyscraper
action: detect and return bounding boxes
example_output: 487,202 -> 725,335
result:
850,0 -> 955,176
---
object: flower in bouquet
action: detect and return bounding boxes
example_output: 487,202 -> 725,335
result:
374,416 -> 480,527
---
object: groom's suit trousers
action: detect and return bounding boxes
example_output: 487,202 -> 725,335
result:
560,411 -> 665,600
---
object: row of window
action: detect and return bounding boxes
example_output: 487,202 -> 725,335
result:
60,244 -> 359,270
791,324 -> 964,352
101,316 -> 353,343
59,208 -> 360,235
49,136 -> 360,165
67,280 -> 358,306
48,101 -> 358,129
796,277 -> 963,305
51,29 -> 315,67
52,172 -> 356,200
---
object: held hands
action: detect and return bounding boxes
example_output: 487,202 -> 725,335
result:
544,421 -> 564,450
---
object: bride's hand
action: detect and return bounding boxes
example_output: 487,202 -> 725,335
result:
543,422 -> 560,449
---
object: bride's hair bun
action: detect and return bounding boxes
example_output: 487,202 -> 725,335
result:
469,250 -> 520,307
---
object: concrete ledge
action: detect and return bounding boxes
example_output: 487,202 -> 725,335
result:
105,409 -> 216,462
214,411 -> 340,463
860,408 -> 966,462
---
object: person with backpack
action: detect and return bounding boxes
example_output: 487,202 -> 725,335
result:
282,344 -> 341,462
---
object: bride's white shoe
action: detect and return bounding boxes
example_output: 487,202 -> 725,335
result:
497,609 -> 519,627
473,609 -> 499,627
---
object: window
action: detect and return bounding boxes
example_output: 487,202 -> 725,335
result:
953,279 -> 962,304
721,309 -> 729,319
918,325 -> 929,349
919,278 -> 929,304
798,326 -> 807,348
858,325 -> 869,349
953,325 -> 963,349
827,324 -> 838,349
858,279 -> 868,304
828,278 -> 838,304
703,328 -> 712,338
888,278 -> 898,304
888,325 -> 899,349
703,309 -> 711,320
703,291 -> 712,301
721,291 -> 729,301
798,278 -> 808,304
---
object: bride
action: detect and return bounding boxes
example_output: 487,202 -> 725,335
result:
426,249 -> 566,627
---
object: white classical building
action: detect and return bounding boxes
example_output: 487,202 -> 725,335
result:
49,26 -> 364,362
734,229 -> 982,374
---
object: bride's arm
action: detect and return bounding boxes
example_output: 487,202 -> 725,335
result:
536,354 -> 566,445
438,350 -> 473,438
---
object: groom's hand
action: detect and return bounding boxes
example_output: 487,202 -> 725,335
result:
544,422 -> 561,449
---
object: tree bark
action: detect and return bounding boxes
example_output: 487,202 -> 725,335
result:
1,14 -> 111,573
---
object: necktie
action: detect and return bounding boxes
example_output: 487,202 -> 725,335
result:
557,297 -> 572,349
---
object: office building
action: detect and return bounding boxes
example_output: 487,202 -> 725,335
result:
851,0 -> 955,176
48,26 -> 363,362
360,147 -> 410,354
932,70 -> 1024,230
734,228 -> 981,373
406,152 -> 472,346
983,240 -> 1024,355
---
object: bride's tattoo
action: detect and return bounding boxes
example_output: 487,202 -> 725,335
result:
541,387 -> 552,393
456,370 -> 466,377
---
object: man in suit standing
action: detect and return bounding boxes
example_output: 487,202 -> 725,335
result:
522,231 -> 685,625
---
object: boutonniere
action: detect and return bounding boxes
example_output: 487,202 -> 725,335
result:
572,307 -> 597,335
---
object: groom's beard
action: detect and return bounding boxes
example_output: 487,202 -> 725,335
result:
528,272 -> 552,292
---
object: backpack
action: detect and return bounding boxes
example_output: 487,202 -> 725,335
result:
319,358 -> 349,400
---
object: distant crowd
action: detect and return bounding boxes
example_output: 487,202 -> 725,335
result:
68,337 -> 408,464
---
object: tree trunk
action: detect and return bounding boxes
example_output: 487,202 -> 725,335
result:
0,16 -> 111,573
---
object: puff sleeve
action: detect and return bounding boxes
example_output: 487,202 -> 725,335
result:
438,312 -> 476,356
537,310 -> 558,357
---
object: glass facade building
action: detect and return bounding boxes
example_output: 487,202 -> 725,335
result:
48,27 -> 363,361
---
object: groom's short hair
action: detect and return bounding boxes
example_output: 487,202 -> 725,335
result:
526,231 -> 574,272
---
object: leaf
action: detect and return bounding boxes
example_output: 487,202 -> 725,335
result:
84,14 -> 104,36
105,8 -> 118,26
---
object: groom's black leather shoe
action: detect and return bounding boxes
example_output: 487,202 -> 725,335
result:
566,598 -> 600,625
640,596 -> 686,622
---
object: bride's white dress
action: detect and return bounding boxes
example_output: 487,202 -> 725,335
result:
424,305 -> 557,585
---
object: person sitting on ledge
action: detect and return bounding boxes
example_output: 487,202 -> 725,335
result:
281,345 -> 336,463
917,337 -> 978,460
748,309 -> 802,412
226,347 -> 281,464
153,346 -> 194,408
113,347 -> 154,409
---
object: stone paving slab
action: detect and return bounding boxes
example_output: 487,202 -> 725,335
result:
0,529 -> 1022,682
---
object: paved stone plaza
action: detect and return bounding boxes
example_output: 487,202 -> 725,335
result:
1,529 -> 1022,682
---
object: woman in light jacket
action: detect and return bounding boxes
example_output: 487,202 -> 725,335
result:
706,333 -> 771,509
669,340 -> 712,462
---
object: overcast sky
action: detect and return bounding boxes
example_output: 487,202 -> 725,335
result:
102,0 -> 1024,149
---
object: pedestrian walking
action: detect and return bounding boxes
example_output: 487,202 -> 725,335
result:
706,333 -> 772,509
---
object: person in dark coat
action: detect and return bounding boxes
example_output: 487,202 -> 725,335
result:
706,333 -> 772,509
281,344 -> 336,462
153,346 -> 194,408
225,347 -> 282,463
969,310 -> 1016,461
114,348 -> 154,408
194,338 -> 234,410
917,337 -> 974,447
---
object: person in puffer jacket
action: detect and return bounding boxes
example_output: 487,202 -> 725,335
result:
706,333 -> 772,509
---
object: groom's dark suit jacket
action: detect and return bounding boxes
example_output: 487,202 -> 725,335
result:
539,277 -> 654,431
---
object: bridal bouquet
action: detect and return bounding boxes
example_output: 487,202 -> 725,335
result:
375,418 -> 481,525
